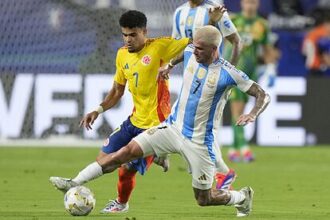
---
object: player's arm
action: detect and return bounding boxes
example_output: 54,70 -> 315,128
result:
225,33 -> 241,65
79,82 -> 125,130
99,81 -> 125,111
158,52 -> 184,80
236,83 -> 270,126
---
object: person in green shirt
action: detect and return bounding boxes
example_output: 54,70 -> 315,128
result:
224,0 -> 278,162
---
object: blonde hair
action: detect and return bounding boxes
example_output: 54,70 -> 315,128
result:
193,25 -> 222,47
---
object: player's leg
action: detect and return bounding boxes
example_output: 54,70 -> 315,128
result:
183,141 -> 253,216
213,142 -> 236,190
193,187 -> 254,217
49,119 -> 135,192
229,88 -> 252,162
98,119 -> 141,213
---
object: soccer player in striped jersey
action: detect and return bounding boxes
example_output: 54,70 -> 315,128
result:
172,0 -> 240,190
172,0 -> 241,64
50,10 -> 189,213
50,26 -> 270,217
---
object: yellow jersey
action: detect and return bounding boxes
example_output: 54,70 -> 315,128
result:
114,37 -> 189,129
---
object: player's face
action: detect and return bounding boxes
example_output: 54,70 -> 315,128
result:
121,27 -> 147,53
189,0 -> 204,5
241,0 -> 259,14
193,39 -> 217,64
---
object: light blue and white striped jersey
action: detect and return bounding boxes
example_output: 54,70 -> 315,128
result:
168,44 -> 253,151
172,0 -> 237,39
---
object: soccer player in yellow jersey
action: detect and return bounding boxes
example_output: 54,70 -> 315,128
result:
49,10 -> 190,213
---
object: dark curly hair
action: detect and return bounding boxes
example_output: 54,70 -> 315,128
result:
119,10 -> 147,28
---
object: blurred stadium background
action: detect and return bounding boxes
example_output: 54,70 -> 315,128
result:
0,0 -> 330,219
0,0 -> 330,147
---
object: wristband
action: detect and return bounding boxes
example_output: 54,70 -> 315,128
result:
95,106 -> 104,114
168,60 -> 175,68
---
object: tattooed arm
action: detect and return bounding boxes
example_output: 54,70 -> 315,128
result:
236,82 -> 270,126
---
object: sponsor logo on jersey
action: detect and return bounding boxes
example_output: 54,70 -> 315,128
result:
141,55 -> 152,65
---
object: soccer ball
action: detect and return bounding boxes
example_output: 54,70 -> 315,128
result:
64,186 -> 96,216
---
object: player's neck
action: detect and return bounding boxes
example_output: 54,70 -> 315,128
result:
204,53 -> 219,66
134,39 -> 148,53
242,11 -> 257,19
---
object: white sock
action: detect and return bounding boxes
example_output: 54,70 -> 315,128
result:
72,162 -> 103,184
226,190 -> 246,205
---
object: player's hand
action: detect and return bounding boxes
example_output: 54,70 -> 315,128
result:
208,5 -> 227,24
158,65 -> 172,80
79,111 -> 99,130
236,114 -> 256,126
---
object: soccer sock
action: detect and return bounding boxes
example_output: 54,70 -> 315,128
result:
117,167 -> 137,204
72,162 -> 103,185
226,190 -> 246,205
235,125 -> 246,150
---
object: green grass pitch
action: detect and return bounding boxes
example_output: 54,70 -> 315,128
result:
0,146 -> 329,220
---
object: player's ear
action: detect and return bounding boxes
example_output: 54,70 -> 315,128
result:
142,27 -> 147,36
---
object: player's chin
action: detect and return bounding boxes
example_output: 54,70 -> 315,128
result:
127,47 -> 136,53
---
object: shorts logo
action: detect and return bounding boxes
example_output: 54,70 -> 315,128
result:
141,55 -> 151,65
198,174 -> 207,181
103,138 -> 109,147
146,127 -> 158,135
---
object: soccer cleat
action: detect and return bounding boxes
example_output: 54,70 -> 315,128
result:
49,176 -> 78,193
228,151 -> 241,163
242,150 -> 255,163
100,199 -> 129,213
153,155 -> 170,172
215,169 -> 236,190
235,186 -> 254,217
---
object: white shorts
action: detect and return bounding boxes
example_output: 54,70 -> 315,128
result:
133,123 -> 216,190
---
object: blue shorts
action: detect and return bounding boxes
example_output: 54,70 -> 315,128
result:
102,117 -> 151,175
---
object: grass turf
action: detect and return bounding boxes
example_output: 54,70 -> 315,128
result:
0,146 -> 329,220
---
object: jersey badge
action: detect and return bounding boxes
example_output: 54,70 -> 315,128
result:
141,55 -> 152,65
197,68 -> 207,79
207,74 -> 217,88
187,16 -> 194,26
187,65 -> 194,74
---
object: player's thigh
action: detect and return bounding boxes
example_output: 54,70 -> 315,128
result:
181,141 -> 215,190
101,119 -> 135,154
133,124 -> 182,157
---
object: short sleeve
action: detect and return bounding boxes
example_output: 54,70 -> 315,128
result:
161,37 -> 190,63
217,12 -> 237,37
172,8 -> 181,39
113,50 -> 126,86
222,59 -> 254,92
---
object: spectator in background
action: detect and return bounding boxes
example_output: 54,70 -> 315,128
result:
224,0 -> 278,162
317,37 -> 330,75
302,16 -> 330,76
